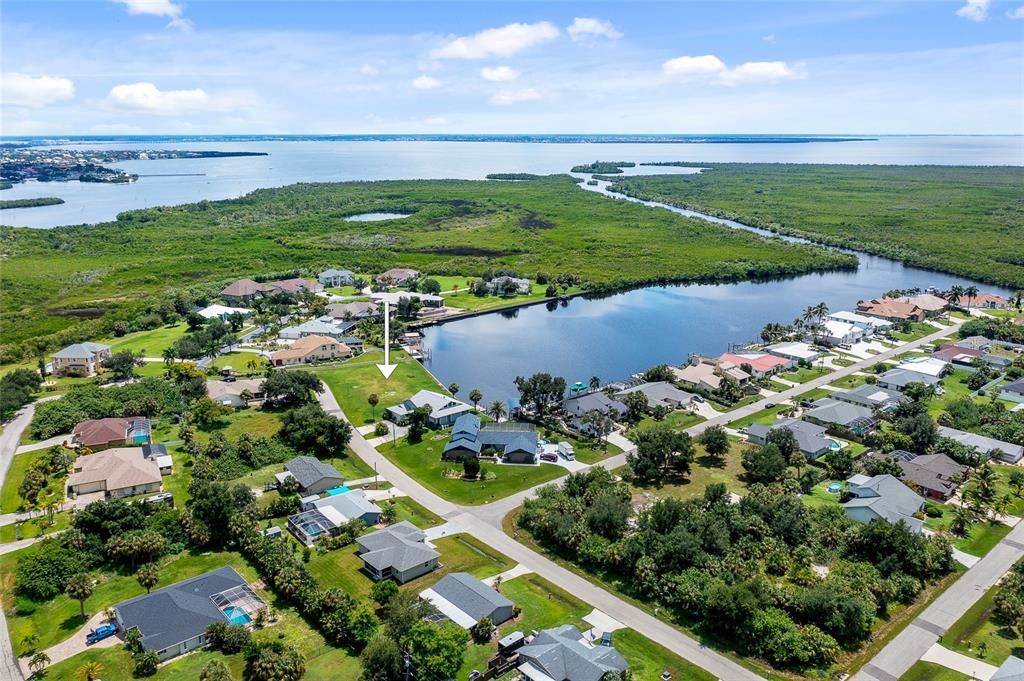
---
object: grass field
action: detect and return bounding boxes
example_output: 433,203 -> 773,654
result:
0,446 -> 71,513
944,579 -> 1024,666
727,403 -> 794,429
104,323 -> 189,357
611,164 -> 1024,289
828,373 -> 871,390
626,439 -> 749,502
899,661 -> 969,681
439,279 -> 584,312
780,365 -> 831,384
208,351 -> 267,374
314,349 -> 444,425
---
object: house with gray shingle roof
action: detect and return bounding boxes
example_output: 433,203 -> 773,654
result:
843,474 -> 924,532
936,426 -> 1024,464
113,566 -> 266,662
52,341 -> 112,377
356,521 -> 439,583
898,453 -> 967,501
419,572 -> 514,628
804,398 -> 877,434
992,655 -> 1024,681
283,456 -> 345,495
303,489 -> 382,525
877,368 -> 941,392
443,415 -> 538,464
1001,377 -> 1024,404
613,381 -> 695,411
745,418 -> 832,460
517,624 -> 628,681
831,384 -> 907,411
385,390 -> 472,428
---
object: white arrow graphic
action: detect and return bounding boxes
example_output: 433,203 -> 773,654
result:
376,300 -> 397,379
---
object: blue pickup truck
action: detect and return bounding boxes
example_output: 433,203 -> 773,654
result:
85,623 -> 118,645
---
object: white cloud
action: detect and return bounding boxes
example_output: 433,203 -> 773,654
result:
567,17 -> 622,41
1,73 -> 75,107
1007,4 -> 1024,18
662,55 -> 727,77
412,75 -> 442,90
718,61 -> 805,86
423,115 -> 449,126
480,65 -> 520,82
114,0 -> 192,30
956,0 -> 991,21
360,64 -> 379,76
431,21 -> 559,59
762,34 -> 777,42
105,82 -> 249,114
490,88 -> 542,105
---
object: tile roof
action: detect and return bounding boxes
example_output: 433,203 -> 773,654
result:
221,279 -> 274,297
326,301 -> 379,319
857,297 -> 923,320
206,379 -> 264,402
72,417 -> 148,448
270,335 -> 348,362
68,447 -> 162,491
719,352 -> 791,374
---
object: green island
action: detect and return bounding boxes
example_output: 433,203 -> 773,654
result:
609,163 -> 1024,288
0,197 -> 65,209
570,161 -> 636,173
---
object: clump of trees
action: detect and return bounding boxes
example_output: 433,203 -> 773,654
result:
30,380 -> 183,440
0,368 -> 42,419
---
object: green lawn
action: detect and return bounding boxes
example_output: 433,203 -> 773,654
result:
636,410 -> 706,432
384,496 -> 444,528
0,512 -> 71,543
208,351 -> 268,374
803,480 -> 843,509
727,403 -> 794,429
104,323 -> 189,357
929,370 -> 978,417
893,322 -> 943,342
780,365 -> 831,384
0,446 -> 72,513
828,373 -> 871,390
314,349 -> 444,425
626,439 -> 749,502
924,508 -> 1014,558
944,578 -> 1024,666
440,282 -> 583,312
899,661 -> 969,681
378,431 -> 567,505
614,628 -> 718,681
193,406 -> 284,443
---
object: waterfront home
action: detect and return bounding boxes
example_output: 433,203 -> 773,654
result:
803,398 -> 877,435
114,566 -> 266,662
356,521 -> 440,583
52,341 -> 112,377
819,319 -> 865,347
270,335 -> 351,366
876,368 -> 941,392
828,310 -> 893,335
517,625 -> 628,681
894,356 -> 949,378
487,276 -> 531,295
277,317 -> 355,341
671,356 -> 750,392
442,414 -> 538,463
745,418 -> 832,459
897,453 -> 967,501
67,447 -> 162,499
956,292 -> 1010,310
370,291 -> 445,308
281,456 -> 345,495
221,278 -> 275,304
420,573 -> 515,628
562,391 -> 627,420
936,426 -> 1024,464
856,297 -> 926,323
72,416 -> 150,451
1001,377 -> 1024,403
196,304 -> 252,321
385,390 -> 473,427
765,341 -> 820,363
830,384 -> 907,411
326,301 -> 380,320
843,474 -> 924,532
206,378 -> 265,408
718,351 -> 793,378
614,381 -> 695,411
319,268 -> 355,287
377,268 -> 421,285
896,293 -> 949,317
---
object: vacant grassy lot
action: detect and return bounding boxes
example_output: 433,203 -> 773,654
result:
1,446 -> 72,513
727,403 -> 794,429
944,578 -> 1024,666
611,164 -> 1024,288
104,323 -> 189,356
899,661 -> 969,681
780,365 -> 831,384
626,438 -> 749,502
315,350 -> 444,425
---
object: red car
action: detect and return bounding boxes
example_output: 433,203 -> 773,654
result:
540,452 -> 558,462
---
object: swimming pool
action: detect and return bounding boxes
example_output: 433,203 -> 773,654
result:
326,486 -> 351,496
223,607 -> 252,625
827,482 -> 844,494
828,439 -> 843,451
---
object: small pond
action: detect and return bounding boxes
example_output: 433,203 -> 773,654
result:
343,212 -> 411,222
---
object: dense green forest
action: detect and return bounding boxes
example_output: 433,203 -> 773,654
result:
610,164 -> 1024,288
0,197 -> 65,209
0,175 -> 853,352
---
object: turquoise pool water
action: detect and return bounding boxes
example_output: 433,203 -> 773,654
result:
827,482 -> 844,494
223,607 -> 251,625
828,439 -> 843,451
326,486 -> 350,496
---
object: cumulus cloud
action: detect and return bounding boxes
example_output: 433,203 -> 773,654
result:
432,22 -> 559,59
480,65 -> 520,82
1007,4 -> 1024,18
423,115 -> 449,126
956,0 -> 991,21
105,82 -> 249,114
762,34 -> 777,42
114,0 -> 192,30
360,64 -> 379,76
490,88 -> 542,105
567,17 -> 622,41
2,73 -> 75,107
661,55 -> 727,77
412,75 -> 442,90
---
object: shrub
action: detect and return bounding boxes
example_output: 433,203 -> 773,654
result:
374,421 -> 389,437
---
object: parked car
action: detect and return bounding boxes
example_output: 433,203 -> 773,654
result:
540,452 -> 558,462
600,632 -> 612,647
86,623 -> 118,645
692,395 -> 705,403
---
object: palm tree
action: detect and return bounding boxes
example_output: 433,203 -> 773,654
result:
950,504 -> 976,537
589,376 -> 601,392
1013,290 -> 1024,311
75,661 -> 104,681
946,284 -> 965,306
468,389 -> 483,410
965,285 -> 979,309
488,400 -> 507,422
367,393 -> 379,419
66,573 -> 93,619
137,562 -> 160,593
29,652 -> 50,674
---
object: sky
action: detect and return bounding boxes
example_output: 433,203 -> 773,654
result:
1,0 -> 1023,135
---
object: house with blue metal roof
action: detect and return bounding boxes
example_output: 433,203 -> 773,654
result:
442,414 -> 538,464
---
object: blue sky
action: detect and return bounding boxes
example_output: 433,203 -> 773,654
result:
2,1 -> 1022,134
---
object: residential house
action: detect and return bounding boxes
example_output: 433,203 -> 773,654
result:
876,369 -> 941,392
369,291 -> 445,309
206,379 -> 265,408
765,342 -> 820,363
843,474 -> 925,532
269,335 -> 351,367
897,453 -> 967,501
277,317 -> 355,341
896,293 -> 948,317
338,335 -> 364,353
442,414 -> 538,464
282,456 -> 345,495
487,276 -> 531,295
828,310 -> 893,335
114,566 -> 266,662
517,625 -> 628,681
319,268 -> 356,287
326,301 -> 380,320
819,320 -> 865,347
142,443 -> 174,475
271,277 -> 324,295
936,426 -> 1024,464
221,278 -> 275,304
563,392 -> 627,420
356,521 -> 440,583
991,655 -> 1024,681
385,390 -> 473,428
856,297 -> 926,323
196,304 -> 251,321
745,418 -> 832,460
302,489 -> 382,525
72,417 -> 150,451
419,572 -> 515,628
955,336 -> 992,352
671,356 -> 750,392
894,357 -> 949,378
830,384 -> 908,411
931,344 -> 983,369
51,342 -> 112,377
957,292 -> 1010,310
377,268 -> 421,285
718,351 -> 793,378
1001,377 -> 1024,404
613,381 -> 695,411
67,447 -> 162,499
288,492 -> 382,546
804,398 -> 877,435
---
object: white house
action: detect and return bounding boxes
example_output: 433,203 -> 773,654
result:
818,320 -> 864,347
